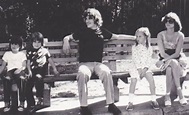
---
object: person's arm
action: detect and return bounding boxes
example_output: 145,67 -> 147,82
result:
157,32 -> 169,59
163,34 -> 184,61
111,34 -> 136,40
26,60 -> 32,78
48,58 -> 59,76
132,45 -> 142,69
62,34 -> 74,54
141,46 -> 153,76
145,46 -> 153,69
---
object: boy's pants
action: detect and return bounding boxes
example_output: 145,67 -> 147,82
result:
77,62 -> 114,106
26,67 -> 46,107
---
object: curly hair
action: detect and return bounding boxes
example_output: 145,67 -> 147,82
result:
83,8 -> 103,27
161,12 -> 182,32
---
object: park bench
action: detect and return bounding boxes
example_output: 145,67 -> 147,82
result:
0,37 -> 189,108
43,36 -> 189,107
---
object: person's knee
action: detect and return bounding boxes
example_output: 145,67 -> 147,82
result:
36,74 -> 43,79
170,59 -> 179,67
4,76 -> 11,81
77,65 -> 91,81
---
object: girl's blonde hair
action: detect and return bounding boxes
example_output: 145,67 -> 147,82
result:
135,27 -> 151,48
83,8 -> 103,27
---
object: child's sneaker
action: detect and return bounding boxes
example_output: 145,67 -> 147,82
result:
165,100 -> 171,107
151,101 -> 159,110
37,97 -> 43,106
179,98 -> 187,106
126,102 -> 134,111
18,102 -> 25,112
3,102 -> 11,112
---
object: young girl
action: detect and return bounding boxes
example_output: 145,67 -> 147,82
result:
0,36 -> 27,112
126,27 -> 159,110
156,12 -> 187,106
26,32 -> 59,112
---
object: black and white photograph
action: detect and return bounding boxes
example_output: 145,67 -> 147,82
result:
0,0 -> 189,115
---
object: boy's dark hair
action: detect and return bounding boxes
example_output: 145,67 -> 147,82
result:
9,36 -> 23,50
31,32 -> 44,46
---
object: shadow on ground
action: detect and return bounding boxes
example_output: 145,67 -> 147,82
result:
0,96 -> 189,115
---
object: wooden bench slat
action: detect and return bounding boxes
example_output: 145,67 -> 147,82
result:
103,55 -> 132,60
52,57 -> 78,63
49,49 -> 78,54
0,51 -> 5,56
0,43 -> 9,48
45,41 -> 78,47
104,47 -> 132,52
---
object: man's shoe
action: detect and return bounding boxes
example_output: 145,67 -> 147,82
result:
126,102 -> 134,111
108,103 -> 121,115
179,98 -> 187,106
151,101 -> 159,110
80,106 -> 92,115
165,95 -> 171,107
3,102 -> 11,112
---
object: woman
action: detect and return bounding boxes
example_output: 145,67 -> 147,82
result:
157,12 -> 187,106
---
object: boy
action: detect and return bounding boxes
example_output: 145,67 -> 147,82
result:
26,32 -> 59,112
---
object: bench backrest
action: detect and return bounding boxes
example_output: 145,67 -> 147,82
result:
44,37 -> 189,72
0,37 -> 189,72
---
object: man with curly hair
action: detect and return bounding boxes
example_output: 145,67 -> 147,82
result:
62,8 -> 134,115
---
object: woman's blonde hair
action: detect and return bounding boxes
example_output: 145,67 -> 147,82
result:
135,27 -> 151,48
83,8 -> 103,27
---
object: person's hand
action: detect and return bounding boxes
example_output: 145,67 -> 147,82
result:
26,70 -> 32,79
53,69 -> 60,77
141,68 -> 148,78
156,60 -> 164,68
4,76 -> 11,80
62,37 -> 71,54
179,59 -> 187,68
14,68 -> 22,74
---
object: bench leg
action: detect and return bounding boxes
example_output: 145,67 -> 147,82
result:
43,83 -> 51,107
113,78 -> 119,102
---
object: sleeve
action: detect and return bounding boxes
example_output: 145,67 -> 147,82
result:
101,28 -> 113,40
72,27 -> 86,40
132,45 -> 141,68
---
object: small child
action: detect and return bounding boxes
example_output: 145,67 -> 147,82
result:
0,36 -> 27,112
126,27 -> 159,110
26,32 -> 59,112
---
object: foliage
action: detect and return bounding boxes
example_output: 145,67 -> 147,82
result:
0,0 -> 188,42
